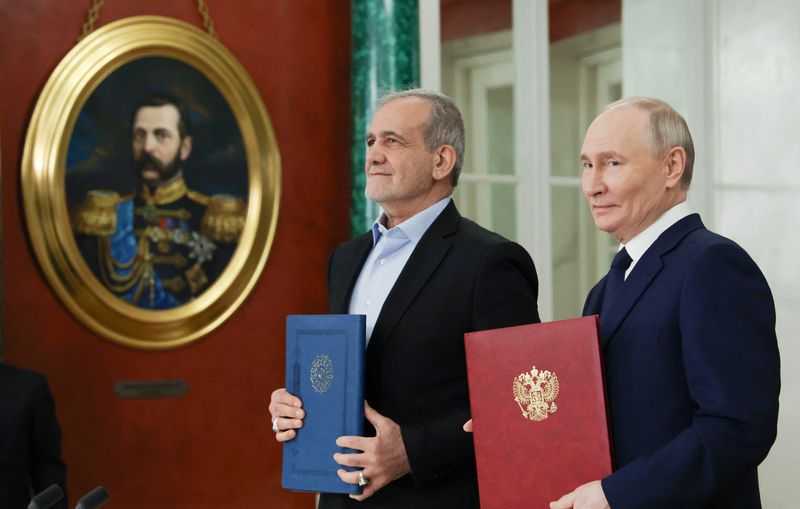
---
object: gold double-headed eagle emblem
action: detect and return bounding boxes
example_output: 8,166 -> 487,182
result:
513,366 -> 559,422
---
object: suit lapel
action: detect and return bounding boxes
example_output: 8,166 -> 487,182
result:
329,234 -> 373,314
599,214 -> 705,346
599,252 -> 664,344
367,201 -> 459,352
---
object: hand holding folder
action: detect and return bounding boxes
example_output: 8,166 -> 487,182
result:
275,314 -> 413,499
333,402 -> 411,501
464,316 -> 612,509
277,314 -> 366,495
549,479 -> 609,509
269,388 -> 305,442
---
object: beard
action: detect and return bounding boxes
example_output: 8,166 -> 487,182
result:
135,151 -> 182,188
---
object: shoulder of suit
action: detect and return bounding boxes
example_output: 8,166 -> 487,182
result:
327,231 -> 371,271
676,226 -> 744,257
445,217 -> 538,274
452,214 -> 516,246
0,364 -> 46,387
335,231 -> 373,252
662,228 -> 766,287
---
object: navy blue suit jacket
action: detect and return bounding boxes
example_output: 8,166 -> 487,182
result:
584,214 -> 780,509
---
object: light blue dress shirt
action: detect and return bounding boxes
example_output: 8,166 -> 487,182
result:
349,197 -> 451,344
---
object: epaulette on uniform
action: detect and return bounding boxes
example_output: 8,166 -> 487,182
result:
73,190 -> 124,236
201,194 -> 246,243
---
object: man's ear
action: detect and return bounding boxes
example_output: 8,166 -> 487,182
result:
432,145 -> 456,183
663,146 -> 686,189
180,136 -> 193,161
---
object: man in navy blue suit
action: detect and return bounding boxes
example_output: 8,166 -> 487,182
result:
551,97 -> 780,509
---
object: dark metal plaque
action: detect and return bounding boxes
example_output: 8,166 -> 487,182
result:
114,379 -> 189,399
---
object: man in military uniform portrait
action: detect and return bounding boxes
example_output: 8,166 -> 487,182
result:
73,94 -> 246,309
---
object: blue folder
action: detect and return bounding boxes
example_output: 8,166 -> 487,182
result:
282,314 -> 366,494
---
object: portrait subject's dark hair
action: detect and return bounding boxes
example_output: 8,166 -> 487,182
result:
131,93 -> 192,138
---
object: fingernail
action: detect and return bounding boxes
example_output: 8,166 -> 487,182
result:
296,409 -> 304,418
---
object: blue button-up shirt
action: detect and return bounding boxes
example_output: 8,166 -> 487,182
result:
349,198 -> 451,343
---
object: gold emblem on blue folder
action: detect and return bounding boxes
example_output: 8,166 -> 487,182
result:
513,365 -> 559,422
310,354 -> 334,393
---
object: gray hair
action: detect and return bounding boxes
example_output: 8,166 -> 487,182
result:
602,97 -> 695,188
378,89 -> 466,186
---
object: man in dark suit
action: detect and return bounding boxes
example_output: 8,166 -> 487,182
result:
269,89 -> 540,508
0,363 -> 67,509
551,98 -> 780,509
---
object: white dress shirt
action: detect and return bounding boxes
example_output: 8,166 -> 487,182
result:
349,197 -> 451,343
621,201 -> 694,279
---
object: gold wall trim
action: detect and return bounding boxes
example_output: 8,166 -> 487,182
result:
22,16 -> 281,350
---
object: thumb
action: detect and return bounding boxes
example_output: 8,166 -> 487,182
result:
550,491 -> 574,509
463,419 -> 473,432
364,401 -> 383,427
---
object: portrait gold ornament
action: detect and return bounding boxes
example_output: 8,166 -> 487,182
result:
21,16 -> 281,349
513,365 -> 559,422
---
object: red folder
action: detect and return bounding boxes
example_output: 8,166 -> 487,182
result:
464,316 -> 612,509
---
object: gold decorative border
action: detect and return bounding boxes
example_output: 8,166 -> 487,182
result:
21,16 -> 281,349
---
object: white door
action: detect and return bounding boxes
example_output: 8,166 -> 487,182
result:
550,27 -> 622,319
443,26 -> 621,320
452,55 -> 519,242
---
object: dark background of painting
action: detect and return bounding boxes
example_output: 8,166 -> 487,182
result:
66,56 -> 248,209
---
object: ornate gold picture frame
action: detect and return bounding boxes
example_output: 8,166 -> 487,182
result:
22,16 -> 281,349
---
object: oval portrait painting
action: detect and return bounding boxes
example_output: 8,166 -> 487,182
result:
22,17 -> 280,348
67,57 -> 248,309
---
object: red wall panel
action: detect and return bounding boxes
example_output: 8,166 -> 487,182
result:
441,0 -> 512,42
0,1 -> 350,507
549,0 -> 621,42
440,0 -> 620,43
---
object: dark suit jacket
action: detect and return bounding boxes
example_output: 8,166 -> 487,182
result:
584,214 -> 780,509
319,201 -> 540,509
0,364 -> 67,509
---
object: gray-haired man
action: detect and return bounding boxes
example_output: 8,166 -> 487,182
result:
270,89 -> 540,508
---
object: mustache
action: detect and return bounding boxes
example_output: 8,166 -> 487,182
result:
134,152 -> 183,178
135,152 -> 168,172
